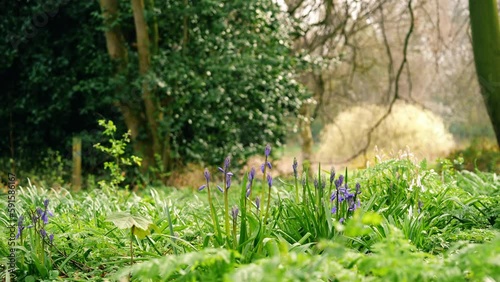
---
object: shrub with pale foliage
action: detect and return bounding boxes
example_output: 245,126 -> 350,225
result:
316,102 -> 456,164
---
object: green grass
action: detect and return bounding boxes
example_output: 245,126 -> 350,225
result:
1,158 -> 499,281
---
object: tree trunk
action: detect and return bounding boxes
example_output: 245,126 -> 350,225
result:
131,0 -> 163,169
299,103 -> 313,162
469,0 -> 500,146
99,0 -> 153,171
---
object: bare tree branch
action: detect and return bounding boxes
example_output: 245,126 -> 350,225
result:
337,0 -> 415,164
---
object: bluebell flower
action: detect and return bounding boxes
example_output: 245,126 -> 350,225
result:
261,144 -> 272,173
321,177 -> 326,190
217,185 -> 224,193
330,168 -> 336,184
49,234 -> 54,244
16,216 -> 25,239
204,169 -> 210,182
41,210 -> 53,225
218,157 -> 231,174
246,167 -> 256,197
260,163 -> 272,173
339,218 -> 345,224
218,156 -> 233,191
248,168 -> 256,184
314,178 -> 319,189
198,185 -> 207,191
292,158 -> 298,178
267,174 -> 273,188
335,175 -> 344,189
226,174 -> 233,189
36,207 -> 43,217
44,199 -> 49,209
355,183 -> 361,195
40,229 -> 47,238
232,205 -> 239,220
224,156 -> 231,172
265,144 -> 271,157
331,207 -> 337,214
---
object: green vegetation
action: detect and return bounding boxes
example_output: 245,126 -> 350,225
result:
1,145 -> 498,281
1,0 -> 304,177
1,1 -> 499,280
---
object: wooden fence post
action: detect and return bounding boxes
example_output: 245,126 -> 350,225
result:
72,136 -> 82,191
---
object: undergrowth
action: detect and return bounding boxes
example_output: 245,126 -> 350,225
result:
1,144 -> 499,281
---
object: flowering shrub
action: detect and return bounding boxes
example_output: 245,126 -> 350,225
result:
317,102 -> 456,164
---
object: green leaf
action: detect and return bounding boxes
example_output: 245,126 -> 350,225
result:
106,212 -> 153,231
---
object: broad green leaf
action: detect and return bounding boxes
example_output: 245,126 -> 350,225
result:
106,212 -> 153,231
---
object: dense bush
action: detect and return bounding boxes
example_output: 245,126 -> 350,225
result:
0,0 -> 306,178
444,139 -> 500,173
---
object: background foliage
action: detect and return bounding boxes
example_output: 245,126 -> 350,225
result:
0,0 -> 305,179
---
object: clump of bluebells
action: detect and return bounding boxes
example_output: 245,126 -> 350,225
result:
198,144 -> 275,250
17,199 -> 55,245
16,199 -> 57,277
198,143 -> 362,251
330,172 -> 362,223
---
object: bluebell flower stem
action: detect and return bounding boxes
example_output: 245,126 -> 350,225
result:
206,183 -> 221,242
294,177 -> 299,203
224,178 -> 230,247
260,157 -> 268,222
263,185 -> 272,226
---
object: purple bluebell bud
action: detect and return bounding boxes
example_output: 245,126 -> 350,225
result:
331,207 -> 337,214
49,234 -> 54,244
348,202 -> 356,212
335,175 -> 344,189
247,167 -> 256,191
249,168 -> 256,181
44,199 -> 49,209
232,205 -> 239,220
260,164 -> 265,173
330,168 -> 335,184
204,169 -> 210,182
16,216 -> 25,239
314,178 -> 319,189
218,167 -> 225,173
330,192 -> 335,202
246,188 -> 251,198
217,185 -> 224,193
224,156 -> 231,172
355,183 -> 361,194
339,218 -> 345,224
267,174 -> 273,188
226,174 -> 232,189
321,177 -> 326,190
265,144 -> 271,158
198,185 -> 207,191
40,229 -> 47,238
292,158 -> 298,178
41,210 -> 53,224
